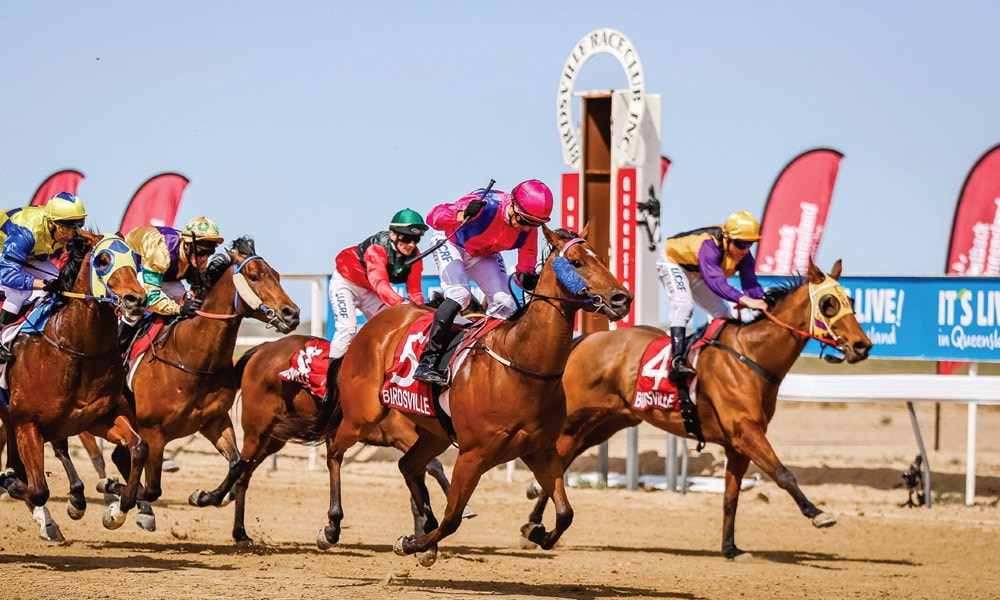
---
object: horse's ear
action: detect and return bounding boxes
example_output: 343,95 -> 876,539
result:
542,224 -> 560,247
580,221 -> 590,239
830,259 -> 843,280
807,258 -> 824,283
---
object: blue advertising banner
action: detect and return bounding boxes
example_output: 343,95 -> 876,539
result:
756,275 -> 1000,362
325,275 -> 481,339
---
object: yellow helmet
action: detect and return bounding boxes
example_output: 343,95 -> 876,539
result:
723,210 -> 761,241
180,216 -> 224,243
44,192 -> 88,223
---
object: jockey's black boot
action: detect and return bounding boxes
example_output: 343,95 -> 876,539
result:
668,326 -> 696,382
413,298 -> 461,385
0,309 -> 20,362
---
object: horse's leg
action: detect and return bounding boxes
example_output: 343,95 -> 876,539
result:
395,449 -> 486,561
51,438 -> 87,520
4,425 -> 63,541
232,435 -> 286,547
518,449 -> 574,550
188,415 -> 243,507
92,414 -> 148,530
110,442 -> 154,531
396,435 -> 451,567
730,423 -> 835,526
720,449 -> 751,559
78,432 -> 114,504
426,457 -> 476,519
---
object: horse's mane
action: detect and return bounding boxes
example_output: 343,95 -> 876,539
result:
507,227 -> 581,321
737,275 -> 805,326
48,230 -> 94,299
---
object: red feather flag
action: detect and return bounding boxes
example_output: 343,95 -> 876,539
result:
757,148 -> 843,275
119,173 -> 189,235
30,169 -> 85,206
938,143 -> 1000,375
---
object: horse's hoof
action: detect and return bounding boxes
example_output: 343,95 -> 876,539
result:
102,502 -> 127,530
462,506 -> 478,519
393,536 -> 410,556
519,535 -> 539,550
188,490 -> 206,507
236,538 -> 254,550
136,512 -> 156,532
415,547 -> 437,568
520,522 -> 544,543
316,528 -> 334,551
33,506 -> 65,542
812,512 -> 837,528
66,499 -> 86,520
96,477 -> 120,495
732,551 -> 754,563
525,481 -> 542,500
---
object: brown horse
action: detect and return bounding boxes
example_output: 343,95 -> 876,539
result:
225,291 -> 484,547
229,334 -> 475,547
282,225 -> 632,566
0,231 -> 148,540
109,235 -> 299,531
524,259 -> 872,560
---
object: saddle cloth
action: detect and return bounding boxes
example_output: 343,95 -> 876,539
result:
630,319 -> 726,412
278,338 -> 331,399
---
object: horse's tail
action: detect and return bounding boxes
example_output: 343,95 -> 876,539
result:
272,357 -> 343,444
234,343 -> 264,384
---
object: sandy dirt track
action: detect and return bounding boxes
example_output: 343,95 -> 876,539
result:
2,400 -> 998,600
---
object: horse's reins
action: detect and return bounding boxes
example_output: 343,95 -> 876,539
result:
149,253 -> 279,375
476,237 -> 595,381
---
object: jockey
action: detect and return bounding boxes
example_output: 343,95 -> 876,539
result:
327,208 -> 428,360
124,216 -> 224,318
413,179 -> 553,385
0,192 -> 88,361
657,210 -> 769,381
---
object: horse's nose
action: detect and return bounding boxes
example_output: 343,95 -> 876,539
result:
123,293 -> 146,311
611,291 -> 633,311
854,340 -> 871,359
282,305 -> 301,330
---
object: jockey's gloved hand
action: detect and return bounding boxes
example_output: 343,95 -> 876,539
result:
463,199 -> 484,220
41,279 -> 60,293
179,296 -> 203,318
516,271 -> 539,291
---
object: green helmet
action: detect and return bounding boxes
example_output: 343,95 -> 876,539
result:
389,208 -> 428,237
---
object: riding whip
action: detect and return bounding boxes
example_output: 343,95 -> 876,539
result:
405,178 -> 495,266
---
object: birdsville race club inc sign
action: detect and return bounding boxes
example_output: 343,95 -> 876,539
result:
557,28 -> 646,168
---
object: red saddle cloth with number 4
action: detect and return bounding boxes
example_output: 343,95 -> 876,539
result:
279,338 -> 331,399
631,319 -> 726,411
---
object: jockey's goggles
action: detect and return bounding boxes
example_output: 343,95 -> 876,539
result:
54,218 -> 85,230
395,233 -> 421,244
731,239 -> 754,250
193,243 -> 218,257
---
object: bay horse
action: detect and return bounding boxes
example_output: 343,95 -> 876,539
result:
524,259 -> 872,560
225,291 -> 484,547
0,231 -> 148,540
283,225 -> 632,566
111,236 -> 299,531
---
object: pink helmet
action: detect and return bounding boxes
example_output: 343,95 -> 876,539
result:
510,179 -> 553,224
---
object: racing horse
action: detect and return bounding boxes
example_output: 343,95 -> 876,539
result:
523,259 -> 872,560
110,236 -> 299,531
283,225 -> 632,565
0,231 -> 148,540
224,292 -> 484,547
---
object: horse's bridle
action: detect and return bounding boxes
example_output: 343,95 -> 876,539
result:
518,237 -> 616,316
37,236 -> 141,359
760,275 -> 856,362
193,253 -> 284,329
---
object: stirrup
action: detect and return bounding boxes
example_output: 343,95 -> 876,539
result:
670,358 -> 696,379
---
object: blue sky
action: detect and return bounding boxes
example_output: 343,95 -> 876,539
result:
3,2 -> 999,319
